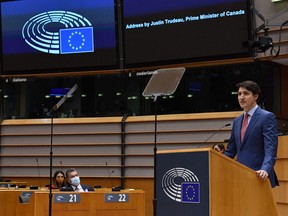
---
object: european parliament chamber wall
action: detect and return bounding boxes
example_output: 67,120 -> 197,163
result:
0,112 -> 238,216
1,112 -> 288,216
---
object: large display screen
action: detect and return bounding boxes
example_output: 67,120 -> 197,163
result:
1,0 -> 117,74
123,0 -> 253,66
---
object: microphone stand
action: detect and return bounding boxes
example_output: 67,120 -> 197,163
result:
48,111 -> 55,216
47,84 -> 78,216
152,95 -> 160,216
0,116 -> 6,172
196,123 -> 231,148
141,68 -> 185,216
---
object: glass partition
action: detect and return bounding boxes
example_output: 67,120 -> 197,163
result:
0,61 -> 280,119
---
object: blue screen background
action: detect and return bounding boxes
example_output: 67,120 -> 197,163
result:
1,0 -> 116,54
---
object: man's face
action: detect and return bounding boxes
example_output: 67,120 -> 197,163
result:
238,87 -> 258,112
67,171 -> 78,184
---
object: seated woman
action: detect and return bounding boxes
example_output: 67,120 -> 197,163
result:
50,170 -> 65,189
212,143 -> 225,154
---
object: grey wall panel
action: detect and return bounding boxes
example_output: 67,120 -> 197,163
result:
52,134 -> 121,144
53,123 -> 121,133
125,131 -> 230,143
0,114 -> 239,178
125,145 -> 153,154
52,145 -> 122,155
125,167 -> 153,177
1,136 -> 50,145
126,119 -> 233,131
1,146 -> 50,154
1,125 -> 50,134
125,156 -> 153,166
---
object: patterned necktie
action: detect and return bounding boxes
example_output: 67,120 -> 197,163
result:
241,113 -> 249,142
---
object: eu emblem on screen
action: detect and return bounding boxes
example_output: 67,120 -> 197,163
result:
60,27 -> 94,54
22,11 -> 94,55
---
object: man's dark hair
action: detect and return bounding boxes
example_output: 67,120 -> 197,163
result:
66,168 -> 77,178
236,80 -> 261,103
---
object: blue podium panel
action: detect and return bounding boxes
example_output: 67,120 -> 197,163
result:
157,151 -> 210,216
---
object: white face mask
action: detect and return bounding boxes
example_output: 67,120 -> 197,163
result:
71,176 -> 80,186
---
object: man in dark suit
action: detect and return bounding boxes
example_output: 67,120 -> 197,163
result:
63,168 -> 94,192
225,80 -> 279,188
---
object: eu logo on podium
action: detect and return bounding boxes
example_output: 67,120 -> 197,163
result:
181,182 -> 200,203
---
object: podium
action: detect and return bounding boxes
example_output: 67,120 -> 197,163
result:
156,148 -> 278,216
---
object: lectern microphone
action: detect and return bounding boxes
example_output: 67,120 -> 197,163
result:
197,123 -> 231,148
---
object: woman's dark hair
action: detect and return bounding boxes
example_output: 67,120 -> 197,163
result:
53,170 -> 65,179
236,80 -> 261,103
53,170 -> 65,188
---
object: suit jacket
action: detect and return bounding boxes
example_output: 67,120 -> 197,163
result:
62,182 -> 94,192
225,106 -> 279,187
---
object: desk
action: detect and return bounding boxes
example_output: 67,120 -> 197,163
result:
0,189 -> 27,216
0,182 -> 27,188
0,188 -> 145,216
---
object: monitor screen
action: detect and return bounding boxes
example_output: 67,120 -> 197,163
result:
50,88 -> 70,97
123,0 -> 253,66
0,0 -> 117,75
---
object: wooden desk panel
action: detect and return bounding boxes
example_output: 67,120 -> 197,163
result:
0,189 -> 24,216
0,189 -> 145,216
